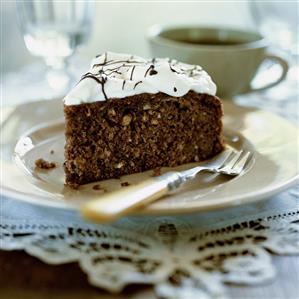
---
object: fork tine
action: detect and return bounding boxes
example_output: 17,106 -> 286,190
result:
221,150 -> 243,170
179,148 -> 234,179
231,151 -> 251,174
198,148 -> 233,168
216,148 -> 235,167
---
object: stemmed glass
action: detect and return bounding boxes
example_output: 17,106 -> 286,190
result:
16,0 -> 95,97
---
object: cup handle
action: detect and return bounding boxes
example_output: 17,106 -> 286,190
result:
247,53 -> 289,93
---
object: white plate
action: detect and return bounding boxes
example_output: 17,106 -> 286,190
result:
1,99 -> 298,215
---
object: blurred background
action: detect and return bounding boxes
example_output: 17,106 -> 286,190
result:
1,1 -> 253,72
1,0 -> 298,121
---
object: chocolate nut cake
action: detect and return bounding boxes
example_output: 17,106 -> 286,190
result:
64,52 -> 224,188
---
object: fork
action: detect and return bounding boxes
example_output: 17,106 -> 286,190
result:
81,149 -> 251,223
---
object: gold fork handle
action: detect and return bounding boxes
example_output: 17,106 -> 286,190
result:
81,172 -> 182,223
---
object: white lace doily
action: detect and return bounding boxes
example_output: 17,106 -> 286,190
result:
1,186 -> 298,299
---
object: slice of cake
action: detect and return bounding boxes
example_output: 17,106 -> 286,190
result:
64,52 -> 224,188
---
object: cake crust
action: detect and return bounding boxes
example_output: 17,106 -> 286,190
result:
64,91 -> 224,187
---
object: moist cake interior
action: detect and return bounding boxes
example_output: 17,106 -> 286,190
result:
63,52 -> 224,188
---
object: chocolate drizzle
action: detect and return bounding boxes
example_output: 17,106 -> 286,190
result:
169,64 -> 179,74
144,65 -> 154,77
80,74 -> 101,84
100,77 -> 108,100
149,69 -> 158,76
134,81 -> 142,89
73,52 -> 214,103
80,73 -> 108,101
130,65 -> 136,80
104,52 -> 107,62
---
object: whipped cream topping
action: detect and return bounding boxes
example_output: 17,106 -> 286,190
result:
64,52 -> 217,105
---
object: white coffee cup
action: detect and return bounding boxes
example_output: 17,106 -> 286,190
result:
147,25 -> 289,98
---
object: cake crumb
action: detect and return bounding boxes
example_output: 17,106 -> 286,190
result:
151,167 -> 161,177
122,114 -> 132,126
35,158 -> 56,169
92,184 -> 105,191
114,162 -> 124,169
121,182 -> 130,187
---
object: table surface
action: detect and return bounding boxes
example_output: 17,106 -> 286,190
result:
0,250 -> 298,299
